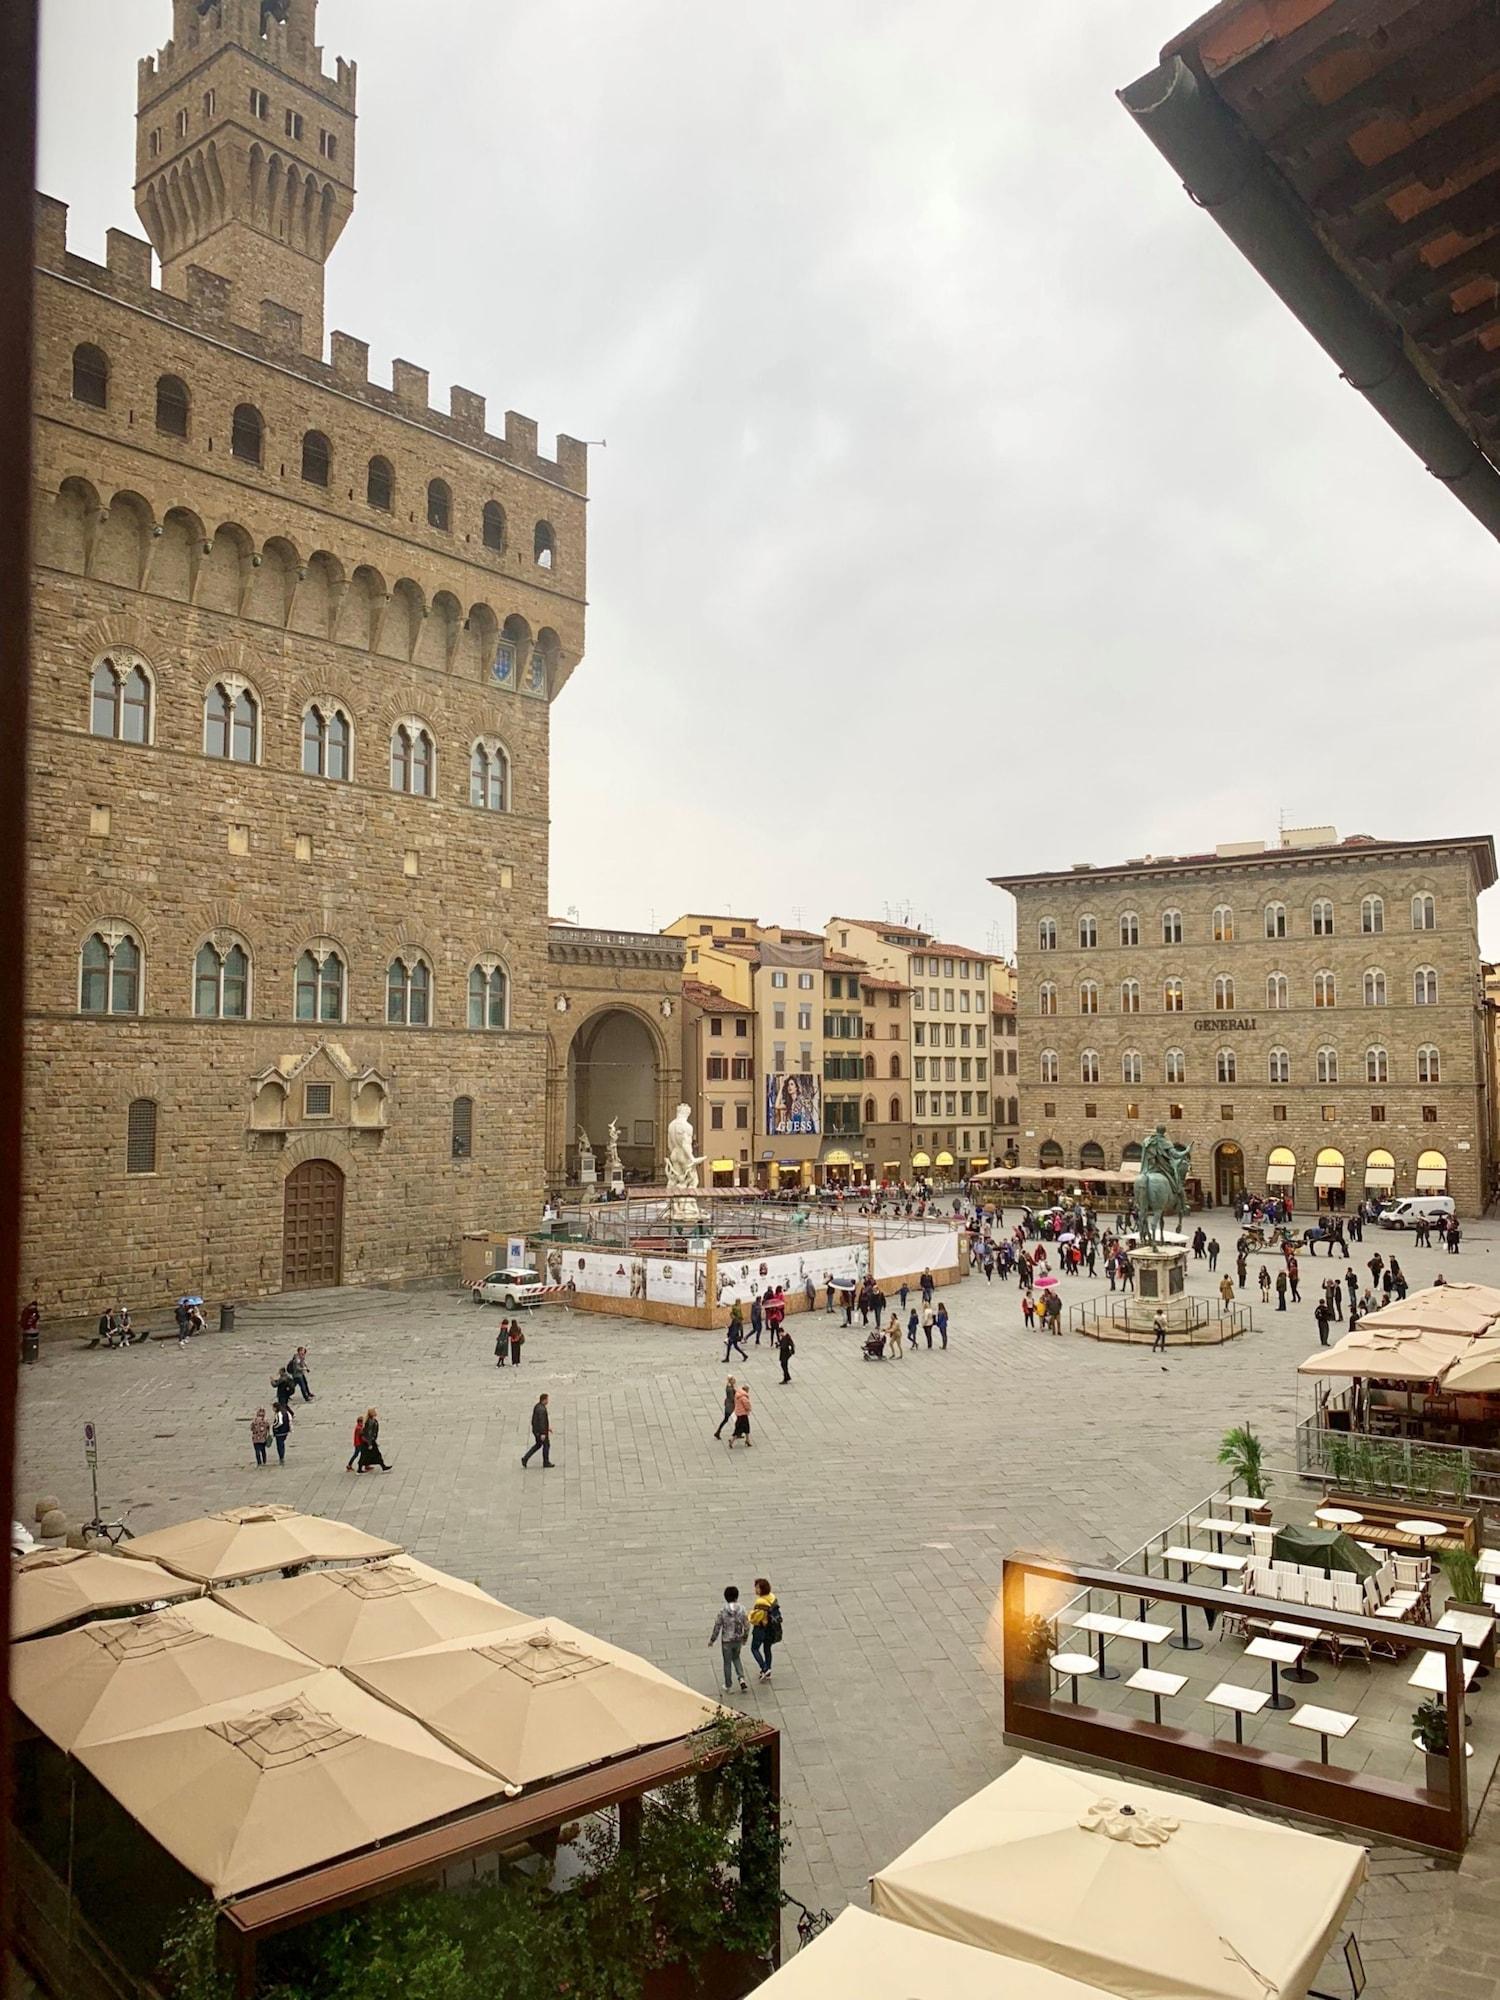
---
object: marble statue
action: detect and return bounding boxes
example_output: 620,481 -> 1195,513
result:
665,1103 -> 703,1193
576,1123 -> 593,1157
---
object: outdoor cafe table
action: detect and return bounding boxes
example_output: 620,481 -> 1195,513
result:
1160,1546 -> 1247,1652
1127,1666 -> 1186,1726
1068,1611 -> 1127,1682
1246,1635 -> 1301,1710
1437,1608 -> 1496,1674
1220,1495 -> 1269,1513
1477,1549 -> 1500,1579
1269,1620 -> 1322,1684
1290,1703 -> 1359,1767
1113,1617 -> 1173,1669
1409,1649 -> 1478,1709
1198,1516 -> 1251,1554
1049,1651 -> 1099,1705
1315,1506 -> 1364,1531
1397,1518 -> 1449,1557
1206,1681 -> 1269,1745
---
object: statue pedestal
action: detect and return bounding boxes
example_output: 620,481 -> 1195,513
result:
1130,1245 -> 1187,1315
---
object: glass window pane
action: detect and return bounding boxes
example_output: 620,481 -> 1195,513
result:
468,967 -> 485,1028
470,747 -> 486,807
232,691 -> 256,762
490,756 -> 506,810
319,958 -> 342,1021
328,713 -> 350,781
111,936 -> 140,1014
392,729 -> 409,791
91,664 -> 118,738
387,962 -> 407,1023
81,935 -> 109,1013
194,945 -> 220,1018
413,731 -> 431,795
303,710 -> 323,775
121,667 -> 149,743
222,946 -> 248,1018
295,951 -> 318,1021
410,962 -> 430,1025
488,969 -> 507,1028
205,688 -> 229,757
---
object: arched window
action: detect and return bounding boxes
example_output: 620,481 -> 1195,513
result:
1078,915 -> 1098,949
1120,979 -> 1141,1014
193,939 -> 250,1019
1164,1048 -> 1185,1084
1313,970 -> 1336,1008
1366,1045 -> 1389,1084
1363,968 -> 1387,1007
1418,1044 -> 1441,1084
1268,1047 -> 1290,1085
1412,892 -> 1436,932
90,651 -> 152,743
1311,898 -> 1335,937
1038,1139 -> 1063,1168
301,429 -> 331,486
80,927 -> 142,1016
1266,972 -> 1289,1010
534,520 -> 556,569
1264,902 -> 1286,939
1119,911 -> 1139,947
386,955 -> 432,1026
1163,976 -> 1184,1013
295,946 -> 345,1023
231,402 -> 263,464
1080,1048 -> 1100,1084
155,374 -> 189,437
864,1096 -> 877,1124
1216,1048 -> 1237,1084
889,1053 -> 902,1078
1316,1046 -> 1339,1084
390,722 -> 435,797
1038,981 -> 1057,1016
1414,966 -> 1438,1006
468,961 -> 509,1030
72,343 -> 108,408
1079,1141 -> 1106,1170
864,1054 -> 876,1080
1079,980 -> 1099,1015
126,1097 -> 158,1174
482,501 -> 506,552
1039,1049 -> 1058,1085
1037,919 -> 1057,951
469,739 -> 509,811
452,1096 -> 474,1160
1161,909 -> 1183,944
1212,904 -> 1234,942
427,479 -> 452,532
204,681 -> 259,762
367,456 -> 394,511
1213,974 -> 1235,1011
301,703 -> 352,780
1360,895 -> 1384,935
1121,1049 -> 1143,1085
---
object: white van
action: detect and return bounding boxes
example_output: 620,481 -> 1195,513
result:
1377,1196 -> 1455,1231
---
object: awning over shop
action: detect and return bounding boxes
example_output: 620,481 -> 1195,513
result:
1417,1169 -> 1449,1191
1313,1167 -> 1344,1189
935,1152 -> 955,1167
1120,1160 -> 1140,1181
823,1150 -> 852,1166
1364,1164 -> 1395,1190
1266,1164 -> 1295,1186
911,1153 -> 931,1169
968,1157 -> 990,1168
709,1159 -> 735,1173
1297,1328 -> 1483,1382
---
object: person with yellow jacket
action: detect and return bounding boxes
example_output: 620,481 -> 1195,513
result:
749,1577 -> 781,1681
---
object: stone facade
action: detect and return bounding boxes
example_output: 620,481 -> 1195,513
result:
26,0 -> 588,1313
544,929 -> 685,1188
994,833 -> 1496,1215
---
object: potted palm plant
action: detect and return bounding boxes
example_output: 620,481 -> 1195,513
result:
1218,1424 -> 1271,1523
1438,1547 -> 1483,1612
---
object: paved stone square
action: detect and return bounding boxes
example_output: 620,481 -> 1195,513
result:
15,1218 -> 1500,1998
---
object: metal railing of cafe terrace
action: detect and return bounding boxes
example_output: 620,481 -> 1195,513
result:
1296,1398 -> 1500,1525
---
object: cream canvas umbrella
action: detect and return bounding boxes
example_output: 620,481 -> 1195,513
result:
1297,1327 -> 1478,1381
120,1505 -> 401,1584
350,1617 -> 722,1789
10,1547 -> 201,1640
10,1597 -> 321,1750
216,1556 -> 528,1666
75,1670 -> 501,1900
1355,1288 -> 1500,1338
1436,1341 -> 1500,1392
755,1907 -> 1114,1999
869,1755 -> 1366,2000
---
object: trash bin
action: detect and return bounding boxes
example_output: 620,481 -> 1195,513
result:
219,1302 -> 236,1334
21,1326 -> 39,1365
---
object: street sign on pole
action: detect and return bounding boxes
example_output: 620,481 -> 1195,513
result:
84,1420 -> 99,1523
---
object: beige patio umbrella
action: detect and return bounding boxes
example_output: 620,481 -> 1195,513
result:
75,1670 -> 501,1899
755,1907 -> 1113,1999
1356,1287 -> 1500,1338
10,1597 -> 321,1750
1435,1341 -> 1500,1393
216,1556 -> 529,1666
349,1618 -> 722,1790
10,1547 -> 201,1641
120,1505 -> 401,1584
1297,1327 -> 1477,1381
869,1755 -> 1366,2000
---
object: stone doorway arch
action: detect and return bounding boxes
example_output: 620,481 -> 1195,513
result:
1213,1141 -> 1244,1207
556,1005 -> 671,1183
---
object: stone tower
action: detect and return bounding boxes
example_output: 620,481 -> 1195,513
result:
135,0 -> 356,355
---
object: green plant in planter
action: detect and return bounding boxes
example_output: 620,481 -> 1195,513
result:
1452,1451 -> 1473,1507
1412,1696 -> 1450,1756
1218,1425 -> 1267,1500
1021,1613 -> 1057,1664
1323,1432 -> 1351,1488
1439,1547 -> 1483,1607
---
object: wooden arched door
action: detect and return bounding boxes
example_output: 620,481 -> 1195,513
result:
282,1159 -> 345,1291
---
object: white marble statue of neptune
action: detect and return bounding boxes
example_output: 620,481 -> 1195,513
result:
665,1102 -> 703,1192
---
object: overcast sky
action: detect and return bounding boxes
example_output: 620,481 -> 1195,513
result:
40,1 -> 1500,959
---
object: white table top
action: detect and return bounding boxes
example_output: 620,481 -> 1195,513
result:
1270,1620 -> 1324,1640
1069,1612 -> 1129,1636
1207,1681 -> 1270,1715
1128,1667 -> 1187,1697
1050,1652 -> 1099,1677
1290,1704 -> 1358,1740
1483,1582 -> 1500,1611
1315,1507 -> 1364,1526
1114,1619 -> 1174,1644
1246,1637 -> 1304,1665
1437,1609 -> 1495,1647
1408,1650 -> 1478,1694
1396,1518 -> 1449,1538
1199,1516 -> 1249,1535
1163,1545 -> 1248,1572
1476,1550 -> 1500,1577
1220,1496 -> 1267,1512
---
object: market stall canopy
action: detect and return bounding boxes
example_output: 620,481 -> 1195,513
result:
349,1618 -> 722,1790
1271,1525 -> 1378,1580
869,1755 -> 1366,2000
10,1547 -> 201,1641
752,1906 -> 1112,2000
10,1597 -> 321,1751
973,1166 -> 1137,1184
120,1505 -> 402,1584
1298,1328 -> 1483,1383
216,1556 -> 527,1667
1358,1288 -> 1500,1339
74,1670 -> 501,1900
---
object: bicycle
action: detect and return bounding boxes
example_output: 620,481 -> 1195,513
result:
781,1893 -> 834,1952
80,1503 -> 138,1547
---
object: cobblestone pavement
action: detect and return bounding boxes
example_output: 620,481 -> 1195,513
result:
15,1221 -> 1500,1998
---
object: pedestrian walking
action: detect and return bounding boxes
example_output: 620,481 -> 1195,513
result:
346,1412 -> 364,1471
920,1268 -> 935,1306
886,1313 -> 903,1358
714,1376 -> 737,1438
272,1400 -> 293,1465
508,1320 -> 525,1367
1258,1266 -> 1272,1304
1207,1239 -> 1220,1272
1236,1253 -> 1248,1289
358,1406 -> 391,1471
272,1366 -> 295,1413
1315,1301 -> 1330,1346
1275,1272 -> 1288,1312
750,1296 -> 764,1345
709,1585 -> 750,1692
936,1301 -> 949,1349
907,1307 -> 919,1347
921,1305 -> 935,1349
1218,1275 -> 1234,1314
723,1302 -> 748,1362
803,1275 -> 816,1313
777,1328 -> 795,1383
824,1278 -> 835,1314
250,1407 -> 270,1467
285,1346 -> 315,1401
1151,1311 -> 1167,1353
1287,1260 -> 1301,1304
521,1393 -> 553,1468
898,1280 -> 909,1312
749,1576 -> 780,1680
1022,1291 -> 1036,1329
728,1382 -> 752,1450
495,1320 -> 510,1366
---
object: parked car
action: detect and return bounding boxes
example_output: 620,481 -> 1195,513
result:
474,1266 -> 548,1309
1377,1196 -> 1455,1231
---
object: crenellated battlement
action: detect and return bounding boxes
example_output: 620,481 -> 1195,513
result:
37,194 -> 588,496
140,0 -> 355,111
